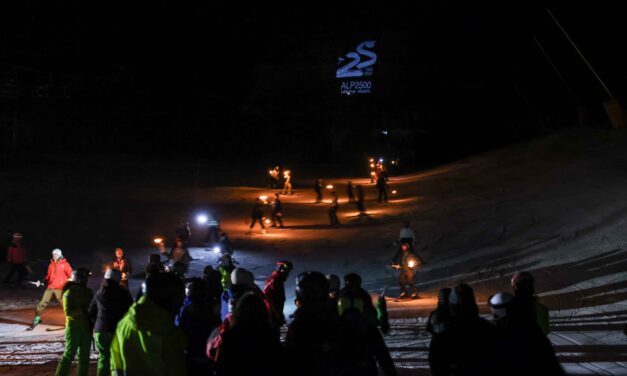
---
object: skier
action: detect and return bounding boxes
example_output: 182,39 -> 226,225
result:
285,271 -> 342,375
110,272 -> 187,375
281,170 -> 292,195
376,174 -> 389,203
264,260 -> 293,328
347,181 -> 355,203
218,232 -> 234,255
355,185 -> 366,215
391,243 -> 420,300
269,166 -> 280,189
399,221 -> 416,247
176,221 -> 191,246
176,278 -> 220,374
314,178 -> 323,203
428,284 -> 500,375
3,232 -> 28,285
89,268 -> 133,376
249,197 -> 266,230
169,238 -> 191,273
112,248 -> 132,289
55,268 -> 93,376
509,271 -> 550,335
329,190 -> 340,226
271,193 -> 285,228
144,254 -> 165,277
29,248 -> 73,330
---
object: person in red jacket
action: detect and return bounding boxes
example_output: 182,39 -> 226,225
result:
3,233 -> 28,285
263,260 -> 293,328
28,248 -> 73,330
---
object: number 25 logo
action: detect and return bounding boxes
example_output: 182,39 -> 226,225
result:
336,40 -> 377,78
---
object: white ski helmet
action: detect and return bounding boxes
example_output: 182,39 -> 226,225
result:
488,292 -> 514,320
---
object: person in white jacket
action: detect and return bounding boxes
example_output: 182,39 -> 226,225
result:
399,221 -> 415,246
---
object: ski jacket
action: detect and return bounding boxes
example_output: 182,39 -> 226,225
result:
110,296 -> 187,376
89,279 -> 133,333
63,282 -> 93,328
45,258 -> 72,289
6,244 -> 27,264
264,271 -> 287,325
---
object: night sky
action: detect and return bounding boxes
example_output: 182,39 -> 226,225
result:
1,2 -> 625,166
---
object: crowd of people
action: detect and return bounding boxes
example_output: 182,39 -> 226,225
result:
3,233 -> 566,376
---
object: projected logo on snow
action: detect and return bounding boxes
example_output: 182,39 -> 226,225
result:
337,40 -> 377,95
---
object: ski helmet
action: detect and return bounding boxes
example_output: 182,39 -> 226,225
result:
344,273 -> 362,288
185,277 -> 208,301
276,260 -> 293,274
296,271 -> 329,303
70,268 -> 91,286
488,292 -> 514,320
144,272 -> 185,314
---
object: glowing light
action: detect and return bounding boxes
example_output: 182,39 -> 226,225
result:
153,238 -> 163,244
259,195 -> 268,201
213,246 -> 221,254
379,158 -> 384,163
326,185 -> 334,189
268,170 -> 273,175
370,163 -> 375,168
264,219 -> 271,225
408,260 -> 416,268
370,172 -> 375,176
369,158 -> 374,162
196,214 -> 208,224
392,190 -> 397,194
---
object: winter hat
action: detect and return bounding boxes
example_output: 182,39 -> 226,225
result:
52,248 -> 63,258
231,268 -> 253,286
104,268 -> 122,282
511,271 -> 535,296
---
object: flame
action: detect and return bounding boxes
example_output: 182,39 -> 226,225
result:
326,185 -> 334,189
408,260 -> 416,268
392,190 -> 397,194
264,219 -> 271,224
153,238 -> 163,244
370,172 -> 375,176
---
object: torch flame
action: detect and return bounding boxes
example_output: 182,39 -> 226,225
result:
326,184 -> 333,189
153,238 -> 163,244
408,260 -> 416,268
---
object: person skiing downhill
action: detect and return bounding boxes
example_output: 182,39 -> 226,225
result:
391,243 -> 421,300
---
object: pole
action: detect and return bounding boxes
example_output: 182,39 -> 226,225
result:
533,36 -> 579,105
546,8 -> 614,99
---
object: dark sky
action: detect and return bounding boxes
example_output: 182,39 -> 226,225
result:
1,2 -> 625,164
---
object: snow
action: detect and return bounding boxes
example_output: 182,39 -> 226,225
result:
2,128 -> 627,374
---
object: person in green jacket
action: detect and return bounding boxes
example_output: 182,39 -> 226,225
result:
110,272 -> 186,376
56,268 -> 94,376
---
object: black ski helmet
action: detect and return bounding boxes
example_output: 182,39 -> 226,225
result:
344,273 -> 362,288
185,277 -> 208,301
70,268 -> 91,286
296,271 -> 329,303
144,272 -> 185,314
276,260 -> 293,274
